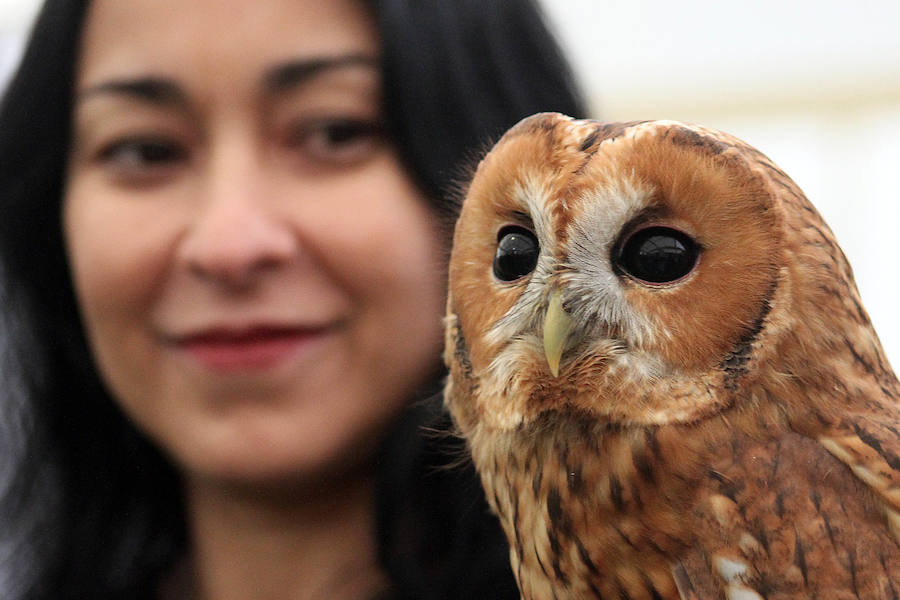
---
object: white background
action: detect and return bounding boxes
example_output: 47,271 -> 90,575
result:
3,0 -> 900,367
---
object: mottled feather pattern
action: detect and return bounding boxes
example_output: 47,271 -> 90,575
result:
444,113 -> 900,599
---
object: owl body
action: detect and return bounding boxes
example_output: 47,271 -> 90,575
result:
444,114 -> 900,599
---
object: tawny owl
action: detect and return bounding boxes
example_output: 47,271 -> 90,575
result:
443,113 -> 900,599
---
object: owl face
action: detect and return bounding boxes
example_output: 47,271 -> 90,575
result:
446,113 -> 789,431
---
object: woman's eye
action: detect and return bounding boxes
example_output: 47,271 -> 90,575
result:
97,137 -> 188,176
493,225 -> 540,282
614,226 -> 700,285
286,118 -> 384,166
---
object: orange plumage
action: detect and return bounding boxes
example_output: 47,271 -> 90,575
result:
444,113 -> 900,599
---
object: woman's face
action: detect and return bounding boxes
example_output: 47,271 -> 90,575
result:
65,0 -> 445,486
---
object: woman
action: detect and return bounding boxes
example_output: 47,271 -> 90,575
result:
0,0 -> 585,598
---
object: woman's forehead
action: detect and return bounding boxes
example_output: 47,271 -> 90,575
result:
76,0 -> 380,90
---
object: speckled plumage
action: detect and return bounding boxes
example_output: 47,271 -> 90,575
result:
443,113 -> 900,599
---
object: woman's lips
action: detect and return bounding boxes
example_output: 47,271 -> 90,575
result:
174,326 -> 327,372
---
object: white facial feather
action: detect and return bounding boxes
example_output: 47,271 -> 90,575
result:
561,171 -> 662,348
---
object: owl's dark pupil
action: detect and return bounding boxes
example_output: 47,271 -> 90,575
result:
618,226 -> 699,284
493,227 -> 539,281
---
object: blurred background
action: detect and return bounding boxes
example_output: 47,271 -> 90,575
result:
2,0 -> 899,367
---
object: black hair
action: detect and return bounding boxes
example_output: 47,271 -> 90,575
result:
372,0 -> 585,219
0,1 -> 585,598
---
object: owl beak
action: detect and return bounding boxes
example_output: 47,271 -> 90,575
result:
543,289 -> 574,377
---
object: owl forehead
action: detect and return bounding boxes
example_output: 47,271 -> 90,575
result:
474,117 -> 660,252
514,165 -> 652,261
473,114 -> 774,252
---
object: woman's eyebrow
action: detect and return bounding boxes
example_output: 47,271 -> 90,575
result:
76,77 -> 186,107
74,55 -> 378,108
263,54 -> 378,95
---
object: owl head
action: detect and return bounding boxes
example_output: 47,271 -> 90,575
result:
445,113 -> 882,433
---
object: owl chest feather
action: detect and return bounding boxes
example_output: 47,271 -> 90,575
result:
469,406 -> 900,600
472,416 -> 698,599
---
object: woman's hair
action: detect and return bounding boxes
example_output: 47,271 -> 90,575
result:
0,0 -> 585,598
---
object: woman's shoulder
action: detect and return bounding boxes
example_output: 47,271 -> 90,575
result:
376,392 -> 520,600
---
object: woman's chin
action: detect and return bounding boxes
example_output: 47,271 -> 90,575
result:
174,413 -> 386,495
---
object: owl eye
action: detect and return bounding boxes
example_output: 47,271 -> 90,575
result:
493,226 -> 539,281
616,226 -> 699,284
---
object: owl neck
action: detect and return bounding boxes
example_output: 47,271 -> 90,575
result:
469,412 -> 704,600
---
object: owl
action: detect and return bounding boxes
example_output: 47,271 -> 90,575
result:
443,113 -> 900,599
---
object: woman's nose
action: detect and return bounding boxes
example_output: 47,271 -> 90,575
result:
176,152 -> 296,289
